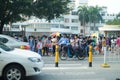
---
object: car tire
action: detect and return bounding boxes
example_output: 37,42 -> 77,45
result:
3,65 -> 25,80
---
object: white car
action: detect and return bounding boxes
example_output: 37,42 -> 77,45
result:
0,34 -> 29,49
0,42 -> 44,80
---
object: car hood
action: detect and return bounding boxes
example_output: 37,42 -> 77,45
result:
8,48 -> 41,58
6,42 -> 29,47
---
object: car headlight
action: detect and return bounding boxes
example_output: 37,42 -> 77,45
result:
28,57 -> 41,62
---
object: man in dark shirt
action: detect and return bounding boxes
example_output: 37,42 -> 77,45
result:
86,36 -> 93,56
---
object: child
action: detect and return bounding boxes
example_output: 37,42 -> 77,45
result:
94,44 -> 100,55
37,39 -> 43,56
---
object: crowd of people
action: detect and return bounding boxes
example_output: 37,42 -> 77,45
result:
12,34 -> 120,56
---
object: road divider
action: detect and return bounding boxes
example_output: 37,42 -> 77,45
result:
55,45 -> 59,67
89,44 -> 93,67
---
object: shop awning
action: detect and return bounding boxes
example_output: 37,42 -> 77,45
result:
99,25 -> 120,31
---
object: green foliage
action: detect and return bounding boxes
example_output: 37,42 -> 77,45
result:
77,6 -> 89,26
0,0 -> 32,23
33,0 -> 70,21
77,5 -> 102,25
88,6 -> 103,23
106,19 -> 120,25
77,5 -> 103,35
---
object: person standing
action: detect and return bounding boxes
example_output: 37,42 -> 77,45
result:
116,36 -> 120,54
111,37 -> 116,53
51,36 -> 58,56
106,37 -> 111,51
98,37 -> 102,54
34,37 -> 39,52
86,36 -> 93,57
28,36 -> 35,51
116,36 -> 120,47
42,36 -> 48,56
37,39 -> 43,56
45,37 -> 52,56
102,37 -> 106,54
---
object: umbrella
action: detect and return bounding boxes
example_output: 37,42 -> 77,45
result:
56,32 -> 60,36
91,32 -> 98,37
51,32 -> 56,36
50,32 -> 60,37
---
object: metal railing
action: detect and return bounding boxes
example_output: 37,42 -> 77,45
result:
108,46 -> 120,63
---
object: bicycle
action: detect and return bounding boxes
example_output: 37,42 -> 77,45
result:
59,45 -> 86,60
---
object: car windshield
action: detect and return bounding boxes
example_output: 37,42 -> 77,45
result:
0,42 -> 14,51
3,35 -> 22,42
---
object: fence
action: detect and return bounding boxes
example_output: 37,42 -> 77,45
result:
108,46 -> 120,63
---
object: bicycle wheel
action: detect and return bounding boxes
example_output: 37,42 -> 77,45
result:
59,50 -> 67,60
77,50 -> 86,60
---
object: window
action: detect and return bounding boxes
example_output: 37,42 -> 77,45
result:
71,11 -> 78,15
51,24 -> 59,28
11,25 -> 19,28
64,18 -> 69,23
71,19 -> 78,23
71,26 -> 78,30
60,26 -> 69,29
90,27 -> 98,31
101,13 -> 105,16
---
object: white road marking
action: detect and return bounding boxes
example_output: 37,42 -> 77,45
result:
43,66 -> 88,70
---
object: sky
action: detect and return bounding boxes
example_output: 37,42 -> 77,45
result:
88,0 -> 120,14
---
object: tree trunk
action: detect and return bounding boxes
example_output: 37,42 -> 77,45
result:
83,24 -> 85,36
0,21 -> 4,34
93,22 -> 96,33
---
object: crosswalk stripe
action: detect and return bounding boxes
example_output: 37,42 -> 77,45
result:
45,64 -> 82,66
43,66 -> 88,70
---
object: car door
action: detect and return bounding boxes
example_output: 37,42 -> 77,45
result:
0,49 -> 7,76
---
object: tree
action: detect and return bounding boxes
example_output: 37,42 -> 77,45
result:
77,6 -> 103,35
32,0 -> 70,22
0,0 -> 32,34
88,6 -> 103,32
77,6 -> 89,36
0,0 -> 70,34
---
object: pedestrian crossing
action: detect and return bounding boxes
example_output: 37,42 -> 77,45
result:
40,57 -> 119,80
42,65 -> 107,80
